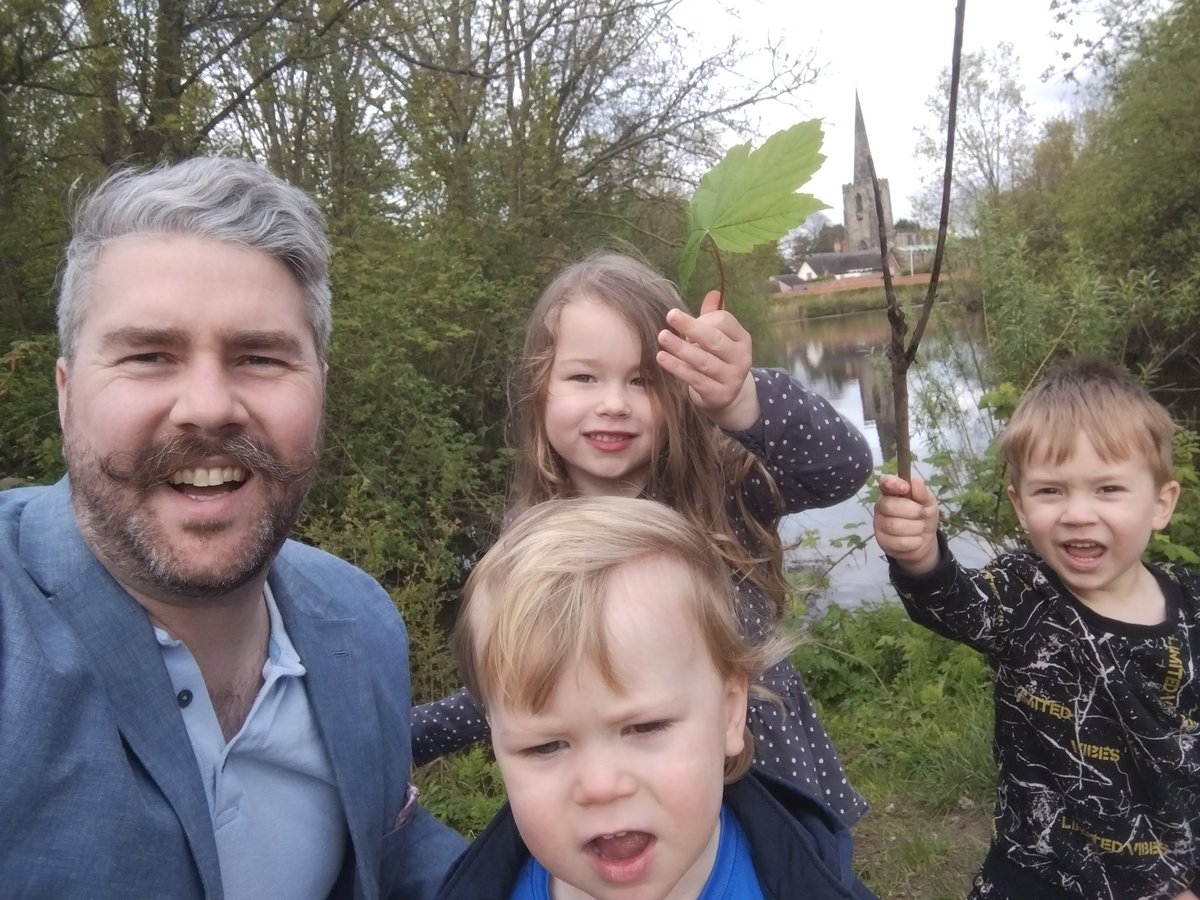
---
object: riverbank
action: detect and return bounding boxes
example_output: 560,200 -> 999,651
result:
769,270 -> 973,321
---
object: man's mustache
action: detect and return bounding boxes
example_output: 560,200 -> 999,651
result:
99,433 -> 318,489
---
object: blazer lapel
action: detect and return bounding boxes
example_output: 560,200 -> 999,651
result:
272,561 -> 382,900
21,481 -> 223,896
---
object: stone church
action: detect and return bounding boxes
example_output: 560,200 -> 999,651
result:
842,92 -> 895,251
771,95 -> 905,291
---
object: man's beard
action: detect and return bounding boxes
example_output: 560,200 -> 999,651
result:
65,430 -> 321,600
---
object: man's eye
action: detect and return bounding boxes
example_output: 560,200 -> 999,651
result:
122,352 -> 166,365
244,355 -> 283,367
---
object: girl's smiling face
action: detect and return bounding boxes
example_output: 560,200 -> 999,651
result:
542,297 -> 662,497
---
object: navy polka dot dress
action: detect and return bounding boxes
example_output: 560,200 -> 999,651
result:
411,368 -> 873,826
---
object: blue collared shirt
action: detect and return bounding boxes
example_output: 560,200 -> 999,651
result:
155,584 -> 347,899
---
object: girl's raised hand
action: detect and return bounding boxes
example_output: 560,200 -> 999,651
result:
656,290 -> 761,431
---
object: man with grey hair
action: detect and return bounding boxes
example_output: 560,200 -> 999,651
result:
0,156 -> 464,898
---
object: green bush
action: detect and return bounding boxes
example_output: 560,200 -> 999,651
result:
0,335 -> 63,485
417,746 -> 506,840
795,602 -> 995,809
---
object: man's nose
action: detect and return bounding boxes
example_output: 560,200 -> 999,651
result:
168,359 -> 248,432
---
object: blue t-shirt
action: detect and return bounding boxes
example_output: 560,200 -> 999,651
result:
510,805 -> 764,899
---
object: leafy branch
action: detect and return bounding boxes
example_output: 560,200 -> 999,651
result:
680,119 -> 828,304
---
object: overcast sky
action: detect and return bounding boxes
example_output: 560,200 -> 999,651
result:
676,0 -> 1098,224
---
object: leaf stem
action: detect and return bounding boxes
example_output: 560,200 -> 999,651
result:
701,234 -> 727,309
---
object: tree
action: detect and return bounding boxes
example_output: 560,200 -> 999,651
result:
1063,0 -> 1200,283
990,117 -> 1079,267
785,211 -> 832,265
0,0 -> 829,643
814,223 -> 844,252
974,1 -> 1200,399
1047,0 -> 1171,80
914,42 -> 1035,229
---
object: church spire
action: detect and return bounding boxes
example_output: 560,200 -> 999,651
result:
852,91 -> 873,185
842,91 -> 894,252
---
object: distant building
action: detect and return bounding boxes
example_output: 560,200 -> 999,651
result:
842,93 -> 894,252
790,95 -> 897,286
767,272 -> 809,293
802,250 -> 898,280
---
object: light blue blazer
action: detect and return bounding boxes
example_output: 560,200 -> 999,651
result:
0,479 -> 464,898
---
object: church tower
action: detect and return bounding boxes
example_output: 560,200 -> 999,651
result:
842,94 -> 894,251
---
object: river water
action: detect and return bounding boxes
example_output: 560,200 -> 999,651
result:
756,307 -> 1000,615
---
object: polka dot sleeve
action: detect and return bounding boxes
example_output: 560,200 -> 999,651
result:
410,688 -> 489,766
726,367 -> 873,521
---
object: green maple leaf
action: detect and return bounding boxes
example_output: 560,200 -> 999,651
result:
679,119 -> 828,290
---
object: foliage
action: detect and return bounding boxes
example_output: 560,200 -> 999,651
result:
795,602 -> 995,898
0,336 -> 63,484
1047,0 -> 1172,80
796,602 -> 994,805
914,42 -> 1035,230
975,203 -> 1199,393
680,120 -> 828,291
1062,0 -> 1200,286
1148,427 -> 1200,567
416,747 -> 506,841
974,2 -> 1200,391
990,118 -> 1079,270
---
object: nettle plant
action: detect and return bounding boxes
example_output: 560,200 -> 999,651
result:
679,119 -> 828,304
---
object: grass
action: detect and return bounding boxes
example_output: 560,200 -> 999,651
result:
794,601 -> 997,898
416,600 -> 999,897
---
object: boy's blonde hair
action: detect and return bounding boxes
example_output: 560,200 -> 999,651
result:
1000,357 -> 1177,487
453,496 -> 786,781
510,251 -> 791,621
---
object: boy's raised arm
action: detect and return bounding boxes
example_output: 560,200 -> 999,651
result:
873,474 -> 942,576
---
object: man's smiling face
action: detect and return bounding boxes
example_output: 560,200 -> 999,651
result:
57,233 -> 325,602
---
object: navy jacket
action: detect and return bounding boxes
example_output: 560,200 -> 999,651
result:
435,771 -> 877,899
0,479 -> 465,899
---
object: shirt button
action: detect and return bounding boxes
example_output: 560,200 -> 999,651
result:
177,689 -> 193,708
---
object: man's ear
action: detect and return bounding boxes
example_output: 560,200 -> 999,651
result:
55,358 -> 70,429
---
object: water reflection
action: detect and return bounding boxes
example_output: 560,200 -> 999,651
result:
756,308 -> 997,613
